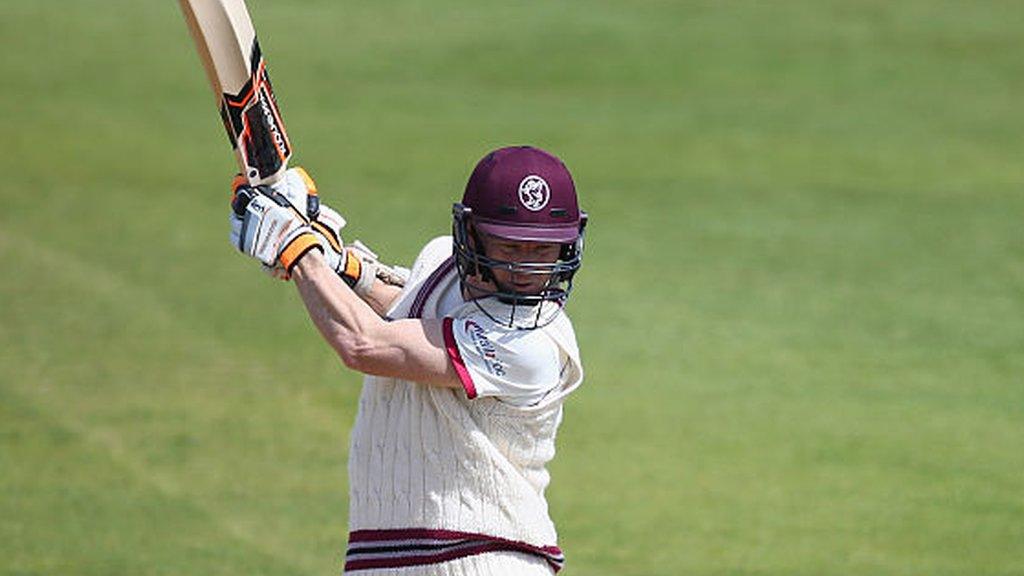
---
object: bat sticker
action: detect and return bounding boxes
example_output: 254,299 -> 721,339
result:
219,40 -> 291,182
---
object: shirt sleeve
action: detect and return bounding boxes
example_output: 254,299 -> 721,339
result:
442,315 -> 562,407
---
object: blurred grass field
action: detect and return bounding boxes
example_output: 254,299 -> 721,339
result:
1,0 -> 1022,574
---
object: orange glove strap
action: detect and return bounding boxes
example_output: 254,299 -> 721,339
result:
280,232 -> 323,274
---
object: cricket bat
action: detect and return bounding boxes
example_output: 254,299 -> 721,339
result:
178,0 -> 292,186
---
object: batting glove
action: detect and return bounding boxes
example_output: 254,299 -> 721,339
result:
262,167 -> 321,220
230,182 -> 321,279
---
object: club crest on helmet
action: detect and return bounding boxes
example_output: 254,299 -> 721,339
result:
518,175 -> 550,212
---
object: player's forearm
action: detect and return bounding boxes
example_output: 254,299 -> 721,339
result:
359,280 -> 403,318
292,251 -> 391,371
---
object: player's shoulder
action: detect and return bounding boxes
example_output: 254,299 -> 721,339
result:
409,236 -> 453,283
446,304 -> 583,406
446,307 -> 558,392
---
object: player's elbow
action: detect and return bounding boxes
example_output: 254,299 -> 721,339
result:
330,329 -> 388,375
331,334 -> 371,373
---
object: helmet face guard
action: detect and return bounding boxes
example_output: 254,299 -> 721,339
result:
453,204 -> 587,329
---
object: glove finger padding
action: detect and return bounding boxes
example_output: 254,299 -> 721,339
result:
310,203 -> 347,254
232,167 -> 318,219
271,167 -> 319,220
304,201 -> 372,294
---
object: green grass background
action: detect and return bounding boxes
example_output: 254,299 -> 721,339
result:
1,1 -> 1022,574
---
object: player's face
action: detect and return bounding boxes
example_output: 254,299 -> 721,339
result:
478,233 -> 562,295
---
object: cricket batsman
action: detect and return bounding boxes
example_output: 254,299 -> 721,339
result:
229,145 -> 588,574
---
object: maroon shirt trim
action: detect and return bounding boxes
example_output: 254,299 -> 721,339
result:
345,528 -> 564,572
442,317 -> 477,399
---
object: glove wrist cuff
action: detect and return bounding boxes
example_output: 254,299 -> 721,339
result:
340,249 -> 377,297
280,232 -> 323,276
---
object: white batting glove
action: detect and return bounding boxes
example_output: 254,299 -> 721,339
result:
263,166 -> 356,281
307,201 -> 377,295
230,167 -> 318,220
229,184 -> 321,279
309,202 -> 347,260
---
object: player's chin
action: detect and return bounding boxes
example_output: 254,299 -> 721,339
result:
502,276 -> 549,296
511,281 -> 544,293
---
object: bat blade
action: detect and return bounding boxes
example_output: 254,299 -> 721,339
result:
178,0 -> 292,186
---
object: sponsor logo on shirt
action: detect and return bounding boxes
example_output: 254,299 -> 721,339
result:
464,320 -> 507,377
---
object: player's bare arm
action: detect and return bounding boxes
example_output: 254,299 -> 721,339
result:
356,278 -> 403,317
291,251 -> 462,388
228,169 -> 458,386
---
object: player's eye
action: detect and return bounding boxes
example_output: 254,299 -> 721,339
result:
494,242 -> 521,257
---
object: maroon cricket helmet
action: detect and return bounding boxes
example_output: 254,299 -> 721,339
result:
452,146 -> 588,326
460,146 -> 584,242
